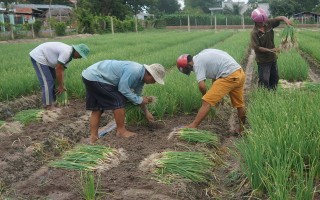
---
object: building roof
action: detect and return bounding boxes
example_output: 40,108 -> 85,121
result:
209,2 -> 270,16
293,11 -> 320,16
14,4 -> 72,10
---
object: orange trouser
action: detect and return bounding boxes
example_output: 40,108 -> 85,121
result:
202,68 -> 246,108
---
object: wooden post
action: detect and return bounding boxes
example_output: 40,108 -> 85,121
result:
215,15 -> 216,30
242,15 -> 245,29
225,17 -> 227,29
11,26 -> 14,40
111,17 -> 114,35
31,23 -> 35,38
49,0 -> 53,37
0,13 -> 5,32
188,15 -> 190,32
135,16 -> 138,32
9,13 -> 15,40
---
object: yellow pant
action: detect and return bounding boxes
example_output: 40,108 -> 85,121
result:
202,68 -> 245,108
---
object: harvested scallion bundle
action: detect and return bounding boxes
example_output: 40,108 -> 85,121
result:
140,151 -> 214,183
168,128 -> 219,146
56,91 -> 68,106
13,109 -> 43,125
280,25 -> 298,51
50,145 -> 125,172
0,120 -> 5,128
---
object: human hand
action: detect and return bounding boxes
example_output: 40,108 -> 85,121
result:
56,85 -> 66,95
286,19 -> 293,26
141,96 -> 151,105
144,109 -> 155,122
272,48 -> 281,53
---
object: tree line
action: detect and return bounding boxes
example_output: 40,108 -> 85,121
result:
1,0 -> 319,18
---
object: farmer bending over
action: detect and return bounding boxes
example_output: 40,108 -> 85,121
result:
176,49 -> 246,134
82,60 -> 165,143
251,8 -> 292,90
30,42 -> 90,110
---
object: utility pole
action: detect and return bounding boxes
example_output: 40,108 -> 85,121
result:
49,0 -> 52,37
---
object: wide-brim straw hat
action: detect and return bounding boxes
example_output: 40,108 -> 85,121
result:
143,63 -> 165,85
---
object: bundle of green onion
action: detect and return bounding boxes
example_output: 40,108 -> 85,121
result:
0,120 -> 5,128
154,151 -> 214,183
56,91 -> 69,106
280,25 -> 298,51
169,128 -> 219,146
50,145 -> 121,171
13,109 -> 43,125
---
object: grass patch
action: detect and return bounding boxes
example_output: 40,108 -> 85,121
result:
78,171 -> 106,200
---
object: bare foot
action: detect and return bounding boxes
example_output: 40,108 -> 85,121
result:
90,135 -> 99,144
116,130 -> 137,138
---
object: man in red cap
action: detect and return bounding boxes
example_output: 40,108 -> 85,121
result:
176,49 -> 246,135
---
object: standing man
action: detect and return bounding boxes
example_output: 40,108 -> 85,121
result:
250,8 -> 292,89
82,60 -> 165,144
30,42 -> 90,110
176,49 -> 246,134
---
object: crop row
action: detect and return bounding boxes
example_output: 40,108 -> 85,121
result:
237,28 -> 320,199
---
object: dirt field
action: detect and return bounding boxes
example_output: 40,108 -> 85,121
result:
1,47 -> 319,200
0,94 -> 253,200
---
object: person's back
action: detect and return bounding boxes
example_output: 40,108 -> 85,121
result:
193,49 -> 241,81
82,60 -> 144,87
29,42 -> 73,68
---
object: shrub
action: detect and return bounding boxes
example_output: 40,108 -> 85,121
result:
54,22 -> 67,36
33,20 -> 42,36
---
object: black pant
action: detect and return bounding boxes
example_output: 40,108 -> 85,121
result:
258,62 -> 279,90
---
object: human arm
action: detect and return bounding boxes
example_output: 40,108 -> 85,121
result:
140,101 -> 154,122
55,63 -> 66,95
118,71 -> 143,105
256,46 -> 280,54
211,79 -> 216,85
134,83 -> 154,122
250,31 -> 280,54
274,16 -> 293,26
187,101 -> 211,128
198,80 -> 207,96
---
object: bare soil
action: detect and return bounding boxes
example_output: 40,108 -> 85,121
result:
0,47 -> 260,200
0,50 -> 257,199
0,96 -> 254,200
8,46 -> 320,200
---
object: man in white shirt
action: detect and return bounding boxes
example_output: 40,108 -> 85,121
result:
177,49 -> 246,135
30,42 -> 90,110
